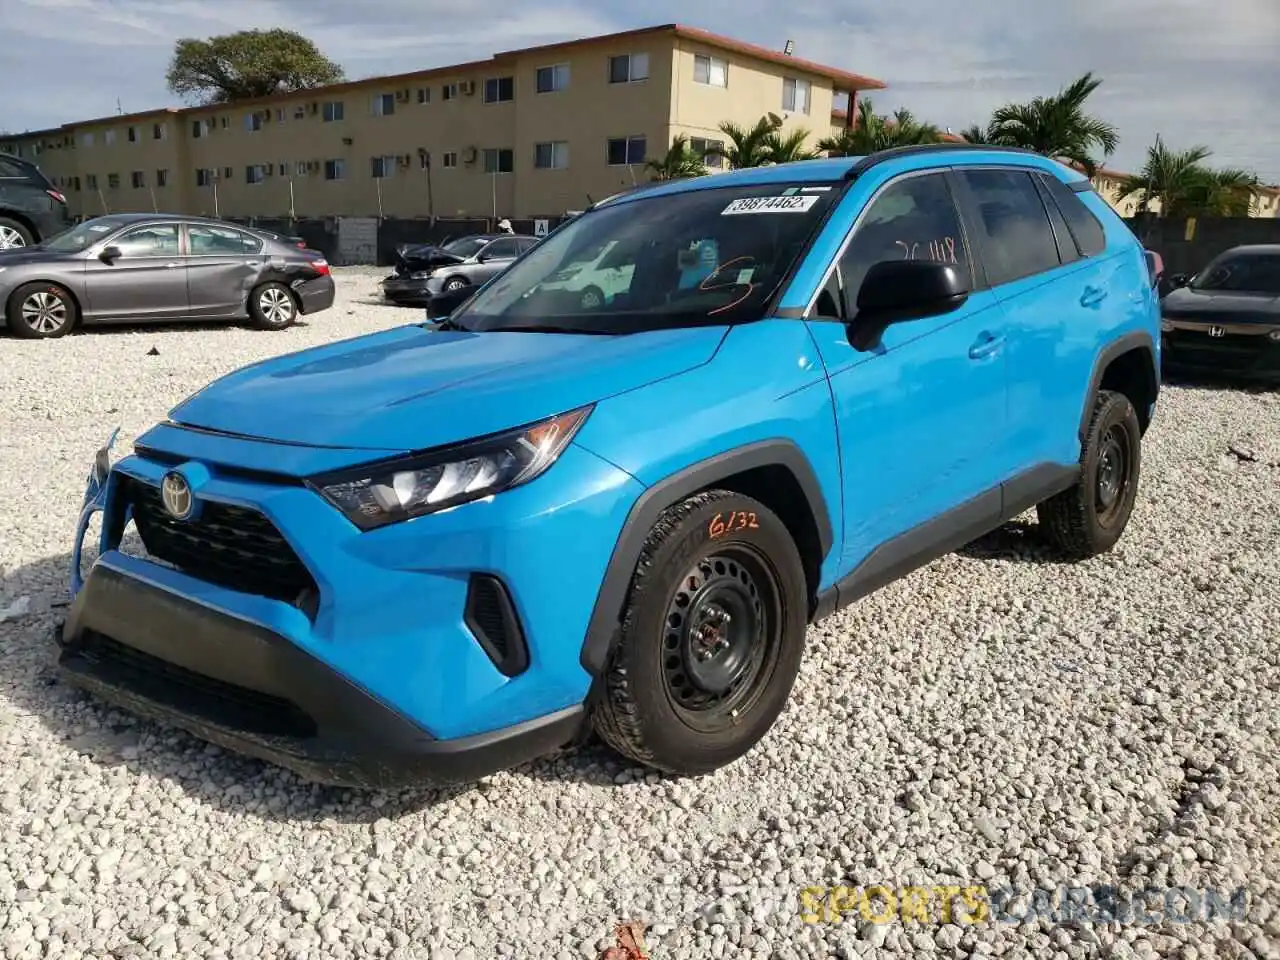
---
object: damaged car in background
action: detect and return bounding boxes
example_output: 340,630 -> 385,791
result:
0,213 -> 335,339
380,233 -> 537,306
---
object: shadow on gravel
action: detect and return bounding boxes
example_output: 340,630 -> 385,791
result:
67,319 -> 313,337
1,552 -> 626,824
958,520 -> 1065,564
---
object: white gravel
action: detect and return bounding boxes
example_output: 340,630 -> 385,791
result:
1,267 -> 1278,959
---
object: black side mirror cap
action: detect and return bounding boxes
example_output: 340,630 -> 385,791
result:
848,259 -> 969,351
99,245 -> 122,263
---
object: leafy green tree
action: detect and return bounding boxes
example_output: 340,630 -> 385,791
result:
987,73 -> 1118,175
644,135 -> 708,181
762,127 -> 819,163
1117,135 -> 1261,217
715,114 -> 784,168
817,98 -> 941,156
167,29 -> 345,104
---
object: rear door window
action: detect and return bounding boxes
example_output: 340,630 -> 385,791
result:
958,169 -> 1062,286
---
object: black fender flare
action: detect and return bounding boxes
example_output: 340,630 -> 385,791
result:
578,439 -> 834,677
1078,330 -> 1158,441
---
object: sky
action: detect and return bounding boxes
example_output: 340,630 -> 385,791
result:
2,0 -> 1278,182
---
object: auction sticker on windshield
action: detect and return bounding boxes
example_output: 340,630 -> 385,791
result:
721,195 -> 820,215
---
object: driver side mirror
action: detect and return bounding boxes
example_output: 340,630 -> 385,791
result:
99,245 -> 122,263
1167,273 -> 1190,289
849,260 -> 969,350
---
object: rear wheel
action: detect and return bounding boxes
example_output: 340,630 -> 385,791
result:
579,285 -> 605,310
0,218 -> 32,250
592,490 -> 807,775
7,282 -> 77,338
1037,389 -> 1142,558
249,282 -> 298,330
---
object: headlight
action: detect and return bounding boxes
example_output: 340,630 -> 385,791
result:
1269,330 -> 1280,342
311,406 -> 593,530
409,270 -> 433,280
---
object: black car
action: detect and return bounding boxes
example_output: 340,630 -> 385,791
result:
1161,245 -> 1280,383
0,152 -> 74,249
0,213 -> 335,339
380,233 -> 537,305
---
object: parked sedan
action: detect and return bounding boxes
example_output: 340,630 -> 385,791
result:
0,214 -> 335,339
380,233 -> 537,306
1161,244 -> 1280,383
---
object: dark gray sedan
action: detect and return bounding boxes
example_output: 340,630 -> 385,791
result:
0,213 -> 336,339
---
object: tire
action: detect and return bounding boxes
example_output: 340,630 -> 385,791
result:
579,285 -> 605,310
0,217 -> 33,250
249,282 -> 298,330
592,490 -> 808,775
442,277 -> 469,293
1037,389 -> 1142,559
6,282 -> 77,339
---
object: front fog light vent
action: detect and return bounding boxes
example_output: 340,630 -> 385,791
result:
464,574 -> 530,677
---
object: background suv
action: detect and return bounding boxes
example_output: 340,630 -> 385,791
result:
60,145 -> 1160,788
0,152 -> 73,248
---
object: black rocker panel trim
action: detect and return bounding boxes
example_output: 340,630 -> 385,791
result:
811,462 -> 1079,623
579,439 -> 834,677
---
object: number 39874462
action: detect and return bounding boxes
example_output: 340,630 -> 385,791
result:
708,511 -> 759,539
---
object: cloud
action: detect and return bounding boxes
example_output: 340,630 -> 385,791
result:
1,0 -> 1276,179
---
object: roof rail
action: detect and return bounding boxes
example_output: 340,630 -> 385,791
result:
843,143 -> 1049,180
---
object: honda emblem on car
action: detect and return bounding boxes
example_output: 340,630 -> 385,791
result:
1208,326 -> 1226,338
160,471 -> 194,520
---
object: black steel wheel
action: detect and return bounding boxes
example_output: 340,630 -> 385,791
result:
592,489 -> 808,775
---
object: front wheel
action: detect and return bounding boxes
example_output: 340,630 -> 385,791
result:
592,490 -> 807,775
0,218 -> 33,250
249,282 -> 298,330
442,277 -> 469,293
1037,389 -> 1142,559
7,282 -> 77,339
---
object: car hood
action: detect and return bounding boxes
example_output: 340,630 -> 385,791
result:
1162,286 -> 1280,323
0,247 -> 74,266
395,244 -> 465,274
169,323 -> 727,451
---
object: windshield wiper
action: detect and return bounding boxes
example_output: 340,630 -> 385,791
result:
429,316 -> 471,331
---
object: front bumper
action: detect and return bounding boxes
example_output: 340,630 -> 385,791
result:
1161,321 -> 1280,382
380,274 -> 437,304
56,564 -> 584,788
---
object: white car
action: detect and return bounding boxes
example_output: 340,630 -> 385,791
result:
538,239 -> 636,309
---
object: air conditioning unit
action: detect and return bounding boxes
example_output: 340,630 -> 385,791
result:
294,107 -> 306,119
463,146 -> 478,164
263,166 -> 274,178
308,160 -> 320,172
461,80 -> 477,96
260,109 -> 272,121
397,154 -> 411,167
395,89 -> 409,102
308,103 -> 320,115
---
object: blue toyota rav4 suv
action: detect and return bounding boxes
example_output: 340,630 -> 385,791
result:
59,145 -> 1160,788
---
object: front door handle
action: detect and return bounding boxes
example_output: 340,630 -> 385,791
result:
1081,285 -> 1108,308
968,331 -> 1005,360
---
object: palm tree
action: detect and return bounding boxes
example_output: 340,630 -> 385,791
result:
958,122 -> 1004,146
1117,136 -> 1260,217
644,135 -> 707,182
715,114 -> 783,168
762,127 -> 819,164
817,98 -> 941,157
988,72 -> 1119,175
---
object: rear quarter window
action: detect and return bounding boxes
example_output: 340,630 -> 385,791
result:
1039,173 -> 1107,257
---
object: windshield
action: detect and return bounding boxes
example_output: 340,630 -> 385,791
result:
1190,253 -> 1280,294
443,236 -> 489,257
41,216 -> 132,253
451,182 -> 842,334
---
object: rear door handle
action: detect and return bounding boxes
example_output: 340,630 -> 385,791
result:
1081,285 -> 1108,308
968,331 -> 1005,360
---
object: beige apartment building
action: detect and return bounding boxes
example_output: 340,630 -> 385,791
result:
2,24 -> 884,222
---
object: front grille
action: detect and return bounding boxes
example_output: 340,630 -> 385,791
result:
118,475 -> 319,608
79,631 -> 316,739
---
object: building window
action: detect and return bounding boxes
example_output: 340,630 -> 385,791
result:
322,101 -> 344,122
606,136 -> 647,166
87,174 -> 99,190
191,119 -> 204,138
609,53 -> 649,84
534,141 -> 569,170
689,137 -> 725,168
274,108 -> 286,122
370,155 -> 396,179
324,159 -> 345,181
416,87 -> 430,104
81,132 -> 95,148
152,123 -> 166,140
484,77 -> 514,103
536,64 -> 570,94
104,129 -> 117,145
71,176 -> 81,192
441,151 -> 458,168
106,173 -> 120,190
156,169 -> 169,187
127,126 -> 138,143
693,55 -> 728,87
782,77 -> 811,114
220,117 -> 229,129
442,82 -> 458,101
130,171 -> 145,189
245,112 -> 263,132
293,106 -> 306,120
246,164 -> 267,185
372,93 -> 395,116
222,166 -> 233,180
482,148 -> 514,174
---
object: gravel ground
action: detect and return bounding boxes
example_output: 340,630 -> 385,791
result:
1,266 -> 1278,960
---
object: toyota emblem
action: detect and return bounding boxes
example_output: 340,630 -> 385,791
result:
160,471 -> 194,520
1208,326 -> 1226,338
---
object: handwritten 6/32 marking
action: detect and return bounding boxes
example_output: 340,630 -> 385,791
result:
708,511 -> 759,539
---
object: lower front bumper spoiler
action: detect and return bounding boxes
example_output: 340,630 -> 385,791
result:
56,564 -> 583,788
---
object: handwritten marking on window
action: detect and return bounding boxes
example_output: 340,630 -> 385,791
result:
893,236 -> 959,265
